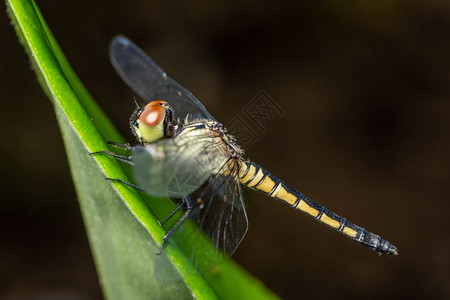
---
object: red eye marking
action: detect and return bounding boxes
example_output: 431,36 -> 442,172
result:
139,100 -> 167,127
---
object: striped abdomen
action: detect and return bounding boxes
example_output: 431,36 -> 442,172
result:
238,161 -> 398,255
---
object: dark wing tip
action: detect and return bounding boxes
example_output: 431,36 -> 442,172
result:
109,35 -> 130,61
110,35 -> 130,47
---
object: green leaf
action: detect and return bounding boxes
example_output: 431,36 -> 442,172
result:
6,0 -> 279,299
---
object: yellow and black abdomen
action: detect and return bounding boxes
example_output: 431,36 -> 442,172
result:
238,161 -> 397,255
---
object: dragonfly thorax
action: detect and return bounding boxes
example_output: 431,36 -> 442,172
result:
178,119 -> 244,159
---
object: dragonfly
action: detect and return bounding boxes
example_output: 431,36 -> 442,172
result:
99,35 -> 398,270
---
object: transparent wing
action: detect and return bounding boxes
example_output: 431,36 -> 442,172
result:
171,161 -> 249,271
110,35 -> 215,120
132,134 -> 228,198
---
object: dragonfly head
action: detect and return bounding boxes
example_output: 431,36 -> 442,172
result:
129,100 -> 174,144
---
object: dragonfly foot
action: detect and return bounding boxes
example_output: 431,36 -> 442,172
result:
89,150 -> 135,165
106,141 -> 135,151
156,239 -> 166,255
105,178 -> 145,192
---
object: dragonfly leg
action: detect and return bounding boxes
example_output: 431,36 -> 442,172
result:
106,141 -> 135,151
156,196 -> 193,255
89,150 -> 134,166
106,178 -> 145,192
160,198 -> 186,225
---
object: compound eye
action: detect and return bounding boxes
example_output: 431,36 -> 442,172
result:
139,102 -> 165,127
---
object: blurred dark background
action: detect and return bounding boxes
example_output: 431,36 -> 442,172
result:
1,0 -> 449,299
